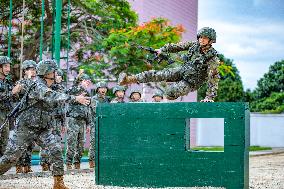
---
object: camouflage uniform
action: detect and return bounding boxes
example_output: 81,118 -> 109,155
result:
152,90 -> 164,102
111,85 -> 126,103
120,27 -> 220,100
14,60 -> 37,171
0,61 -> 77,177
66,74 -> 91,167
40,81 -> 67,169
89,82 -> 110,165
0,56 -> 13,157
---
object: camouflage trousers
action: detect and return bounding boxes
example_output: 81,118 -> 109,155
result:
88,121 -> 95,162
66,117 -> 85,164
0,110 -> 9,157
41,117 -> 63,166
0,125 -> 64,176
16,143 -> 33,167
135,66 -> 201,99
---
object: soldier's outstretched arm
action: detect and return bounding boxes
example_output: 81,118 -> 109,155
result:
203,56 -> 221,102
159,41 -> 194,53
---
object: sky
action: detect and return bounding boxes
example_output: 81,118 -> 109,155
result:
198,0 -> 284,90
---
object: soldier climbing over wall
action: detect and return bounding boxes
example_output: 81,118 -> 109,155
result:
118,27 -> 220,102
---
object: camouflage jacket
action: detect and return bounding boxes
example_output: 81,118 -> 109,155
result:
14,78 -> 35,100
0,77 -> 14,111
17,78 -> 76,129
51,83 -> 67,117
111,97 -> 125,103
161,41 -> 220,100
90,94 -> 110,115
67,83 -> 90,121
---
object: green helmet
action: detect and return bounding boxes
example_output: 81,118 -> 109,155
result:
197,27 -> 216,43
152,91 -> 164,98
81,74 -> 91,80
37,59 -> 58,76
0,56 -> 11,65
56,69 -> 64,77
112,85 -> 126,94
21,60 -> 37,70
129,88 -> 142,98
96,81 -> 108,92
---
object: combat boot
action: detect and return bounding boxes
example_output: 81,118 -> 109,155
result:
118,73 -> 137,85
27,165 -> 33,172
23,166 -> 31,173
74,163 -> 80,170
16,166 -> 23,174
42,163 -> 50,171
66,163 -> 72,170
89,160 -> 95,169
53,175 -> 69,189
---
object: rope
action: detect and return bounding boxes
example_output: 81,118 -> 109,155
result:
19,0 -> 25,79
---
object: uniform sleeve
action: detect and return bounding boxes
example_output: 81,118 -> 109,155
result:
33,83 -> 76,104
205,56 -> 220,100
160,41 -> 194,53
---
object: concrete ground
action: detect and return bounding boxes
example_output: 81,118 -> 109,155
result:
1,149 -> 284,189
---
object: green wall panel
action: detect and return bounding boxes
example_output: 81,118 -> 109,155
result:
95,102 -> 249,189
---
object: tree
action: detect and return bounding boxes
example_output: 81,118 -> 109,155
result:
198,54 -> 245,102
254,60 -> 284,99
0,0 -> 137,63
88,17 -> 185,78
250,92 -> 284,113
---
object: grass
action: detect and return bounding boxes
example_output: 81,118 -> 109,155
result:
191,146 -> 272,152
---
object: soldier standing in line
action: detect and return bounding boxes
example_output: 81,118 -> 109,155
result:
152,90 -> 164,102
129,88 -> 144,102
12,60 -> 37,174
111,85 -> 126,103
118,27 -> 220,102
0,59 -> 90,189
88,81 -> 111,169
41,69 -> 67,172
66,73 -> 91,170
0,56 -> 16,158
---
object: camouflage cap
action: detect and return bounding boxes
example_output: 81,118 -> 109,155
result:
197,27 -> 216,43
81,74 -> 91,81
152,90 -> 164,98
129,88 -> 142,98
112,85 -> 126,94
21,60 -> 37,70
0,56 -> 11,65
37,59 -> 58,76
56,69 -> 64,76
96,81 -> 108,92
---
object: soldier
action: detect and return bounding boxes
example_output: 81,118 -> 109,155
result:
88,81 -> 110,169
0,59 -> 90,189
111,85 -> 126,103
41,69 -> 67,172
66,73 -> 91,170
129,88 -> 144,102
119,27 -> 220,102
152,90 -> 164,102
12,60 -> 37,173
0,56 -> 14,158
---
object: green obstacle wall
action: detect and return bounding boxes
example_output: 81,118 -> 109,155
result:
95,102 -> 250,189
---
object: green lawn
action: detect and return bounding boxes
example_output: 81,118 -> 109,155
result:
191,146 -> 272,152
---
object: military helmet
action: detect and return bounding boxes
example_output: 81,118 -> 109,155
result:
81,74 -> 91,81
152,91 -> 164,98
197,27 -> 216,43
129,88 -> 142,98
21,60 -> 37,70
0,56 -> 11,65
56,69 -> 64,77
37,59 -> 58,76
96,81 -> 108,92
112,85 -> 126,94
